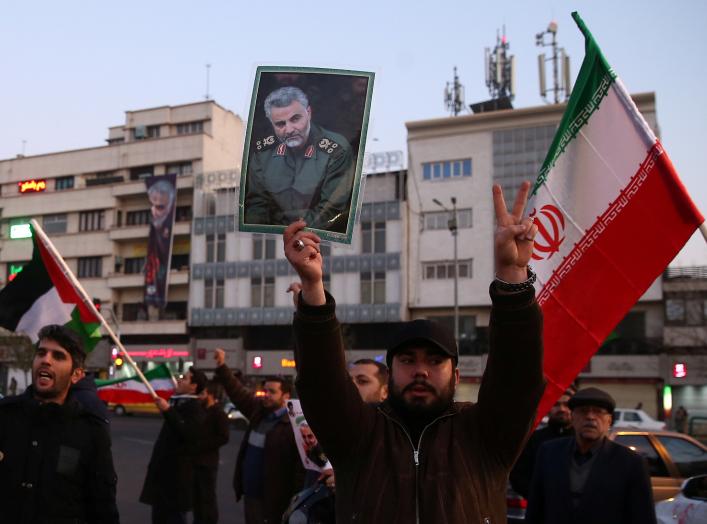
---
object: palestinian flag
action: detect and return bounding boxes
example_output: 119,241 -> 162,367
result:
0,223 -> 102,351
529,12 -> 704,421
96,364 -> 175,405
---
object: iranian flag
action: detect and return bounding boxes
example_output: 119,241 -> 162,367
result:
0,222 -> 102,350
529,12 -> 704,420
96,364 -> 175,405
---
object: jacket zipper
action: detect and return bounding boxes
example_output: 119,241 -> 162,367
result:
379,408 -> 455,524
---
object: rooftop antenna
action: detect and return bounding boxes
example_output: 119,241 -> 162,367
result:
444,66 -> 465,116
204,63 -> 211,100
536,20 -> 571,103
21,139 -> 27,156
485,26 -> 516,101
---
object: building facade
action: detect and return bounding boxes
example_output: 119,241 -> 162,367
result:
0,101 -> 243,387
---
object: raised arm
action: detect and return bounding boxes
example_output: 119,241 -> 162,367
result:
284,221 -> 374,462
212,348 -> 262,420
476,182 -> 545,468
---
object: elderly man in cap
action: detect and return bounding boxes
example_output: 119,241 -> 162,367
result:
525,387 -> 657,524
284,182 -> 545,523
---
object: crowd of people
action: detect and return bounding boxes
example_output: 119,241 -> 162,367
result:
0,183 -> 662,523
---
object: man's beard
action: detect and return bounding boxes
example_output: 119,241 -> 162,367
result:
282,121 -> 311,148
388,374 -> 456,421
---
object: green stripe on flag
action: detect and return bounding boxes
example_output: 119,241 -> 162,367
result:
531,11 -> 617,196
65,306 -> 102,352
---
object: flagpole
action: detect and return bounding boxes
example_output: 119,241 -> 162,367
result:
29,219 -> 159,399
699,221 -> 707,243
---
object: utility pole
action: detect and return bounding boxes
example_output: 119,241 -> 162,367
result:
433,197 -> 459,341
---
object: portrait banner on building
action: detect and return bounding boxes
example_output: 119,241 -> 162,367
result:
286,398 -> 332,472
144,174 -> 177,308
238,66 -> 375,244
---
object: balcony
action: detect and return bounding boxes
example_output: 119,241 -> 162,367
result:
107,269 -> 189,289
119,319 -> 187,336
109,221 -> 190,241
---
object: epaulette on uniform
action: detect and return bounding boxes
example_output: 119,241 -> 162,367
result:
255,135 -> 277,151
317,137 -> 342,155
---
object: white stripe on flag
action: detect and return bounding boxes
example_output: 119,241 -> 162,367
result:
16,287 -> 74,342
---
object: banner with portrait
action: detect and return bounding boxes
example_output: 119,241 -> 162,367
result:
286,399 -> 332,472
238,66 -> 375,244
144,174 -> 177,308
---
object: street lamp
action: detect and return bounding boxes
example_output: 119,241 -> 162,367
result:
432,197 -> 459,342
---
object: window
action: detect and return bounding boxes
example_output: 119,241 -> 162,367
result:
422,259 -> 473,280
361,271 -> 386,304
126,209 -> 151,226
253,235 -> 276,260
130,166 -> 154,181
657,436 -> 707,478
424,209 -> 473,230
122,303 -> 147,321
614,435 -> 669,477
79,210 -> 104,231
204,278 -> 225,309
147,125 -> 160,138
175,206 -> 192,222
623,411 -> 641,422
362,221 -> 386,253
422,158 -> 472,181
166,162 -> 193,176
206,233 -> 226,263
124,257 -> 145,274
493,124 -> 556,196
78,257 -> 102,278
176,121 -> 204,135
251,276 -> 275,307
666,297 -> 707,326
43,213 -> 68,234
55,176 -> 74,191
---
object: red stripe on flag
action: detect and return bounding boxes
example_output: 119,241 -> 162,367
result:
98,388 -> 173,405
536,142 -> 703,422
34,235 -> 99,324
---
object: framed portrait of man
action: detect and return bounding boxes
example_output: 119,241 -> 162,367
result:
238,66 -> 374,244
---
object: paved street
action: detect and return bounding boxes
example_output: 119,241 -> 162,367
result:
110,414 -> 245,524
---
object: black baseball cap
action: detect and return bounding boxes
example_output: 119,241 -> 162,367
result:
386,319 -> 458,368
568,387 -> 616,414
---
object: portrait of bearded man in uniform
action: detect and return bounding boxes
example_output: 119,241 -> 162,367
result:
240,68 -> 373,241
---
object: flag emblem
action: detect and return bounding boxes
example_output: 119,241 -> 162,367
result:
530,204 -> 566,261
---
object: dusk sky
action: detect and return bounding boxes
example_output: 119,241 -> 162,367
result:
2,0 -> 705,265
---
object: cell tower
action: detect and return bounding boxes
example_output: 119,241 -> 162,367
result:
444,67 -> 465,117
536,21 -> 571,103
485,27 -> 516,101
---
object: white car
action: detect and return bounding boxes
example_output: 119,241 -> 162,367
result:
613,408 -> 666,430
656,474 -> 707,524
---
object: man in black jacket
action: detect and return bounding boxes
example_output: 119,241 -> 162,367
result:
140,366 -> 207,524
193,380 -> 230,524
525,387 -> 657,524
0,324 -> 119,523
213,349 -> 304,524
510,385 -> 576,498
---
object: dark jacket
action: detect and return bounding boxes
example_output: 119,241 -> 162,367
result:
69,375 -> 110,424
139,395 -> 206,511
525,436 -> 657,524
214,365 -> 304,524
194,402 -> 230,467
0,389 -> 119,524
510,420 -> 574,498
293,284 -> 545,524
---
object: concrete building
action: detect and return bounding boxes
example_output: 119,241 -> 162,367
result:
188,156 -> 408,377
0,101 -> 243,387
406,94 -> 667,408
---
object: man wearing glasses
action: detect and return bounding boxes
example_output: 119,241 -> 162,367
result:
525,387 -> 657,524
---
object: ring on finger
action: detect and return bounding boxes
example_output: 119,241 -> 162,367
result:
294,239 -> 305,252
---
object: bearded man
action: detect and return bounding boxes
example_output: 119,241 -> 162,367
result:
284,181 -> 545,523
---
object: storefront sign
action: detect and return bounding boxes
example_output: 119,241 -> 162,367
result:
127,348 -> 189,359
18,179 -> 47,193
